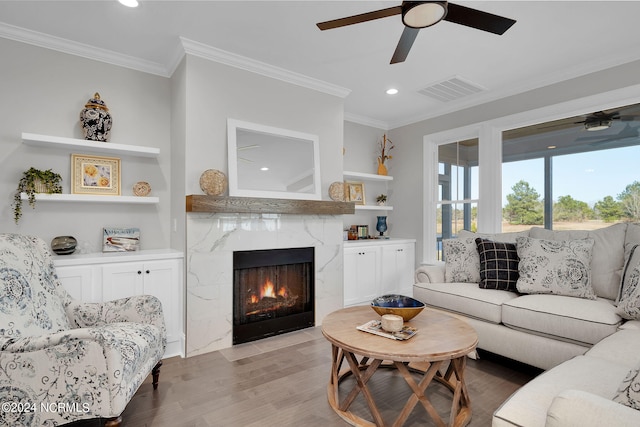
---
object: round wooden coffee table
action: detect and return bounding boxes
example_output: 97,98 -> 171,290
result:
322,306 -> 478,427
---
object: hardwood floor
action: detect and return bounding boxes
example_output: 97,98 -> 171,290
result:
112,327 -> 540,427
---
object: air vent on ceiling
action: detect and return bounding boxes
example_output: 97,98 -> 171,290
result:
417,76 -> 486,102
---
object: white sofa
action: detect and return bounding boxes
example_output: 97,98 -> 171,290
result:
413,223 -> 640,426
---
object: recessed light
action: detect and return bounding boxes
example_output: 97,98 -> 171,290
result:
118,0 -> 139,7
260,167 -> 269,171
386,88 -> 398,95
547,145 -> 556,149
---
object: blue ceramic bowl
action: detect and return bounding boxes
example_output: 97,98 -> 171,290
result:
371,294 -> 426,321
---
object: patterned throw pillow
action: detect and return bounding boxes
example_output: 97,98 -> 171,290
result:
614,362 -> 640,410
515,236 -> 597,299
443,237 -> 480,283
475,238 -> 519,291
617,244 -> 640,320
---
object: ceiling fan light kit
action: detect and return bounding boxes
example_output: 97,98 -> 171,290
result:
585,119 -> 613,132
317,1 -> 516,64
402,1 -> 447,28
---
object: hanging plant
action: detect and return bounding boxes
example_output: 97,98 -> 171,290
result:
13,167 -> 62,224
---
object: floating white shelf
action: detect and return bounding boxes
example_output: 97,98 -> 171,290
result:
22,132 -> 160,158
21,193 -> 159,204
343,171 -> 393,182
355,205 -> 393,211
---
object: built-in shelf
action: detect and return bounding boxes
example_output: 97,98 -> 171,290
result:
21,193 -> 159,204
22,132 -> 160,158
343,171 -> 393,182
186,195 -> 354,215
355,205 -> 393,211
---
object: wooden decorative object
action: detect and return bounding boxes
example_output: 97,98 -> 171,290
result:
199,169 -> 227,196
133,181 -> 151,196
328,181 -> 345,201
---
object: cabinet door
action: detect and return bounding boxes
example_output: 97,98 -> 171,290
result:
56,265 -> 98,302
344,247 -> 380,306
141,259 -> 182,345
381,243 -> 416,296
101,263 -> 145,301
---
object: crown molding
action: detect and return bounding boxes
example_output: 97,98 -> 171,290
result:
179,37 -> 350,99
0,22 -> 170,77
344,112 -> 389,130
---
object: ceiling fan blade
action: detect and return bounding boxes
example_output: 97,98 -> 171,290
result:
391,27 -> 420,64
317,5 -> 402,30
445,3 -> 516,35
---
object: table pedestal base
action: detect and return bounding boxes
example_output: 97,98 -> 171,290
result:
327,345 -> 472,427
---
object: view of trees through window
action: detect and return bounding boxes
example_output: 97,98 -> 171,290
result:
502,103 -> 640,232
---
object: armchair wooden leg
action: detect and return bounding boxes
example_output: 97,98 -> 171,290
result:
152,360 -> 163,390
105,416 -> 122,427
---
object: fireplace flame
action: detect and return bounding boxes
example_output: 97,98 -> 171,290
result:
260,278 -> 275,299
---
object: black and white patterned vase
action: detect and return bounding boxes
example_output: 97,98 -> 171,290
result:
79,92 -> 112,141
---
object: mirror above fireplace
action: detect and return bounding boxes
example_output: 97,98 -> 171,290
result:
227,118 -> 321,200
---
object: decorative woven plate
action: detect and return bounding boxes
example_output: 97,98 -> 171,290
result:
328,181 -> 345,202
199,169 -> 227,196
133,181 -> 151,197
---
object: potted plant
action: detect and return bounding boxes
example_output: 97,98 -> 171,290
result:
376,194 -> 387,206
13,167 -> 62,224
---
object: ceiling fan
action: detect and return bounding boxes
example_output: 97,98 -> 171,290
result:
316,1 -> 516,64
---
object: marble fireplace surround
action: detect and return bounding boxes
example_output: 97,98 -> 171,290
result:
185,196 -> 353,357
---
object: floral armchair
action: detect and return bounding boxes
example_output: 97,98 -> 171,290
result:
0,234 -> 166,426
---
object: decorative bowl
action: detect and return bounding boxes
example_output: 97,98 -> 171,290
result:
371,294 -> 425,321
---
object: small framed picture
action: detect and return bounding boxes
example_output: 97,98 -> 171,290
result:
103,227 -> 140,252
72,154 -> 121,195
345,182 -> 365,205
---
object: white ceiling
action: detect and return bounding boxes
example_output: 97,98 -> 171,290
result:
2,1 -> 640,129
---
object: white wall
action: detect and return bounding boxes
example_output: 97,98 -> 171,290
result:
181,55 -> 345,197
390,58 -> 640,264
0,38 -> 172,252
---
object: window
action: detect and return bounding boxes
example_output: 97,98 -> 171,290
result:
437,139 -> 478,259
502,103 -> 640,232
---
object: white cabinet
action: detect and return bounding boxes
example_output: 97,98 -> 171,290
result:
343,246 -> 380,306
54,250 -> 184,358
343,239 -> 416,306
380,243 -> 416,297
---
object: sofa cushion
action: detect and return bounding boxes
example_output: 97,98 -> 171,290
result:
625,223 -> 640,251
502,294 -> 621,345
458,229 -> 530,243
614,361 -> 640,410
413,281 -> 518,324
617,244 -> 640,320
515,236 -> 597,300
443,237 -> 480,283
475,238 -> 519,291
586,329 -> 640,368
530,223 -> 627,300
492,355 -> 631,427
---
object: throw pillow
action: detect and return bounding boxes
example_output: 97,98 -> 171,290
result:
614,362 -> 640,410
443,237 -> 480,283
475,238 -> 519,291
515,236 -> 597,299
617,244 -> 640,320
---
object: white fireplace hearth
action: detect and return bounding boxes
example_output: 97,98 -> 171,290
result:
186,213 -> 344,357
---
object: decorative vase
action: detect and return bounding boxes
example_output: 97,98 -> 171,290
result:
377,157 -> 388,176
80,92 -> 112,142
51,236 -> 77,255
376,216 -> 388,237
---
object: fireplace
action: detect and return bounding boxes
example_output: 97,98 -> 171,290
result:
233,247 -> 315,344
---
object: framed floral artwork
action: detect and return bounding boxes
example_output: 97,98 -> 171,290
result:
345,182 -> 365,205
71,154 -> 121,195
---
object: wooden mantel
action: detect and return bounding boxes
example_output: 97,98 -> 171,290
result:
186,195 -> 355,215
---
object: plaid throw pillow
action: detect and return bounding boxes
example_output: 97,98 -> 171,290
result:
475,238 -> 520,291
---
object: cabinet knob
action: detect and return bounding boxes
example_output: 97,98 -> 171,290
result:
146,270 -> 150,274
137,270 -> 142,275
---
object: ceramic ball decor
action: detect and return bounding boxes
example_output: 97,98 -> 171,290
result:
51,236 -> 77,255
80,92 -> 112,142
